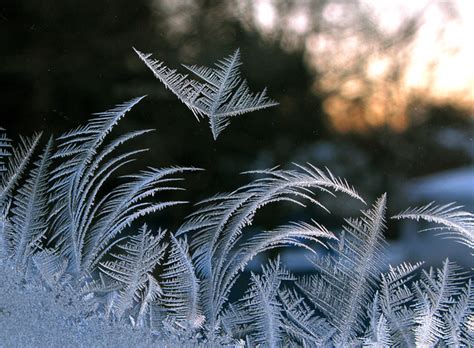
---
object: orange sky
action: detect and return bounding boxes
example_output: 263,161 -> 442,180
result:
248,0 -> 473,131
372,0 -> 474,107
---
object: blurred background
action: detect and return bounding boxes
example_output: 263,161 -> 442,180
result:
1,0 -> 473,269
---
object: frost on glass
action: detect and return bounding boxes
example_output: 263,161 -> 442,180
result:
0,50 -> 472,347
134,48 -> 278,140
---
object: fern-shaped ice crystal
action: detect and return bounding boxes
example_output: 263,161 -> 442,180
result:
0,133 -> 41,209
237,256 -> 293,347
48,97 -> 197,277
444,278 -> 473,346
412,259 -> 469,346
0,128 -> 11,175
223,257 -> 332,347
10,138 -> 53,270
99,224 -> 167,319
0,131 -> 42,263
160,234 -> 203,330
134,48 -> 278,139
177,163 -> 363,334
378,262 -> 422,346
363,295 -> 393,347
393,202 -> 474,250
297,194 -> 388,346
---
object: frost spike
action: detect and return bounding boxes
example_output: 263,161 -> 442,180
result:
134,48 -> 278,139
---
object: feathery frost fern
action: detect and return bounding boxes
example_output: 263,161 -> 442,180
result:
160,234 -> 203,329
0,48 -> 472,347
363,295 -> 393,347
297,194 -> 388,346
99,224 -> 167,320
377,262 -> 422,346
231,256 -> 294,347
48,96 -> 197,277
0,132 -> 42,264
176,164 -> 364,335
0,133 -> 41,210
223,257 -> 333,347
0,128 -> 11,175
412,259 -> 471,346
134,48 -> 278,139
10,139 -> 53,270
393,202 -> 474,250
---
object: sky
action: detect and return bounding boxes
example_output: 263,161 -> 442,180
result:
247,0 -> 473,131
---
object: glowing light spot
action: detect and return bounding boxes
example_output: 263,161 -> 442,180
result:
323,3 -> 345,23
288,10 -> 309,34
367,56 -> 390,80
254,0 -> 276,31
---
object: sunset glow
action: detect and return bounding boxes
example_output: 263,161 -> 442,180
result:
237,0 -> 474,132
